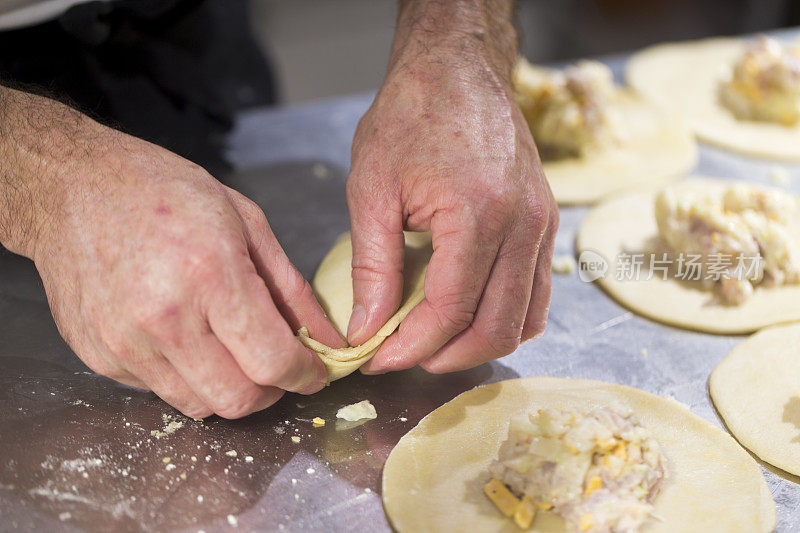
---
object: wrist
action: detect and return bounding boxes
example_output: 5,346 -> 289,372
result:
390,0 -> 517,89
0,87 -> 111,259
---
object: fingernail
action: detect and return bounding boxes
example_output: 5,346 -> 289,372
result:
347,303 -> 367,343
359,364 -> 386,376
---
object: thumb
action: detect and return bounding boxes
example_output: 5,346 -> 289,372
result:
346,184 -> 405,346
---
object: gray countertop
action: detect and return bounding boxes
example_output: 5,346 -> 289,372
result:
2,35 -> 799,532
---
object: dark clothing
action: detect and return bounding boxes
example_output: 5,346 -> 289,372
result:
0,0 -> 276,174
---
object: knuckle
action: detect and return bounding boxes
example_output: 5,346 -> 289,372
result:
212,389 -> 261,420
181,404 -> 213,420
432,296 -> 477,337
483,323 -> 522,356
180,246 -> 222,282
247,346 -> 301,387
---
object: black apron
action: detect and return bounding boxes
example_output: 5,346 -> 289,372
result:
0,0 -> 276,174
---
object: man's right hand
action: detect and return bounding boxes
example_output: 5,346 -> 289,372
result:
0,87 -> 344,419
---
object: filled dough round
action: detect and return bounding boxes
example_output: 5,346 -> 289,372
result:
711,322 -> 800,476
576,178 -> 800,334
626,37 -> 800,161
542,90 -> 697,205
382,377 -> 775,532
298,232 -> 431,381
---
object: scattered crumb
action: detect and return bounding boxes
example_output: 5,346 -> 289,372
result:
640,348 -> 648,358
162,457 -> 171,464
165,464 -> 176,471
312,417 -> 326,427
245,456 -> 253,463
291,436 -> 301,444
306,468 -> 315,475
191,456 -> 197,462
552,254 -> 577,275
769,165 -> 791,186
227,514 -> 238,527
274,426 -> 285,435
336,400 -> 377,422
291,478 -> 297,485
179,472 -> 187,480
59,512 -> 71,521
311,163 -> 329,179
197,495 -> 204,503
150,414 -> 184,439
225,450 -> 238,457
205,455 -> 211,462
364,488 -> 372,493
399,417 -> 407,422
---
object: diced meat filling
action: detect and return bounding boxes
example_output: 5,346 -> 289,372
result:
719,36 -> 800,125
485,407 -> 666,532
655,183 -> 800,304
514,59 -> 626,159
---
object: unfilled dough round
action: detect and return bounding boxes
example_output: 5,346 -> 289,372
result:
382,377 -> 775,532
298,232 -> 432,381
626,37 -> 800,161
711,322 -> 800,476
575,177 -> 800,334
541,89 -> 697,205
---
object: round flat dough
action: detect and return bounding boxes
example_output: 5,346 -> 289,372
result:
576,177 -> 800,334
711,322 -> 800,476
298,232 -> 431,381
382,377 -> 775,532
541,89 -> 697,205
626,37 -> 800,161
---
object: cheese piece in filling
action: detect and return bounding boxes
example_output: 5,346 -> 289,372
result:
484,407 -> 667,532
719,36 -> 800,125
655,183 -> 800,304
514,59 -> 626,160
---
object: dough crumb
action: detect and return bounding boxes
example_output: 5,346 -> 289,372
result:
336,400 -> 377,422
245,456 -> 253,463
769,165 -> 791,186
291,436 -> 301,444
312,417 -> 326,427
640,348 -> 648,358
312,163 -> 329,179
59,512 -> 71,521
150,413 -> 185,438
551,254 -> 577,274
306,467 -> 315,475
227,514 -> 238,526
162,457 -> 171,464
399,417 -> 408,422
225,450 -> 237,457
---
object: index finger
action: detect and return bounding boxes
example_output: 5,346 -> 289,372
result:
206,258 -> 328,394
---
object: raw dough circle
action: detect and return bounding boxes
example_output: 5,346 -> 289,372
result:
382,377 -> 775,532
298,232 -> 431,381
575,177 -> 800,334
626,37 -> 800,161
711,322 -> 800,476
541,90 -> 697,205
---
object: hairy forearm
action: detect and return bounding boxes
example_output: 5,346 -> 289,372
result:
392,0 -> 517,88
0,86 -> 109,258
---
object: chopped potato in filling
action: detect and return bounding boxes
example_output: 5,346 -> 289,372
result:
655,184 -> 800,304
485,407 -> 666,532
719,36 -> 800,125
514,59 -> 626,159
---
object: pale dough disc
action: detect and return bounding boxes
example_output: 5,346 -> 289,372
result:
298,232 -> 431,381
626,37 -> 800,161
542,90 -> 697,205
576,177 -> 800,334
710,322 -> 800,476
382,377 -> 775,533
